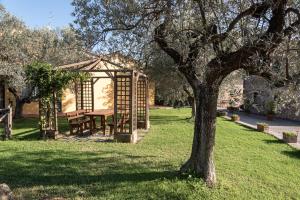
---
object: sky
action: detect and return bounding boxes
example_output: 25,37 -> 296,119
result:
0,0 -> 74,28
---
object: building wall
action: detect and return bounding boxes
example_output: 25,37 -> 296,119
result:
218,73 -> 244,108
244,75 -> 300,121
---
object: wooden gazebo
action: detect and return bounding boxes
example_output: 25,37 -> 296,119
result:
59,56 -> 150,143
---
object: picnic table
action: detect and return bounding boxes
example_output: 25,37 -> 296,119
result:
84,109 -> 114,134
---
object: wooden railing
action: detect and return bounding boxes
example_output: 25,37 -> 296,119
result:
0,105 -> 12,140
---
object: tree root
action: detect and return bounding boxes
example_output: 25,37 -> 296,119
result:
179,159 -> 194,174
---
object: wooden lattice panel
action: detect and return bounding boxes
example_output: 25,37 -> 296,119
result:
76,79 -> 94,111
115,76 -> 131,134
137,77 -> 147,129
132,74 -> 137,132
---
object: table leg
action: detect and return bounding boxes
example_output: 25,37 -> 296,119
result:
89,116 -> 94,134
101,115 -> 106,135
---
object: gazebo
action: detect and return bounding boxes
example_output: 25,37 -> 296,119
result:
58,56 -> 150,143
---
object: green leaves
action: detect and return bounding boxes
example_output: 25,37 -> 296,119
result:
25,62 -> 88,99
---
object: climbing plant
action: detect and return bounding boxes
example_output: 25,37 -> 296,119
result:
25,62 -> 88,138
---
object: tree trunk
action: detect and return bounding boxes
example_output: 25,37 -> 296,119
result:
190,96 -> 196,118
183,85 -> 195,119
180,85 -> 219,187
14,97 -> 24,119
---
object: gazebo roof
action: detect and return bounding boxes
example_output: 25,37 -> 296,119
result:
58,54 -> 147,78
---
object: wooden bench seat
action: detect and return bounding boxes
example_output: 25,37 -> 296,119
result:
66,110 -> 92,135
108,113 -> 129,135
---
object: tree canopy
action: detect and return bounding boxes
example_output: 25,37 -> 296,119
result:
0,4 -> 88,117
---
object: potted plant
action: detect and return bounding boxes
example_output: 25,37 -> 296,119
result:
282,132 -> 298,143
231,114 -> 240,122
265,100 -> 276,121
217,110 -> 227,117
257,123 -> 269,132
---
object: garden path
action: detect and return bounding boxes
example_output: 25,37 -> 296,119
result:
226,111 -> 300,149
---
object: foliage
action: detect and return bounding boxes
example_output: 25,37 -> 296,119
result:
257,123 -> 269,127
283,132 -> 298,137
265,100 -> 276,115
231,114 -> 240,122
0,4 -> 87,116
216,110 -> 227,117
1,108 -> 300,199
243,99 -> 252,113
25,62 -> 88,132
25,62 -> 86,99
145,47 -> 191,106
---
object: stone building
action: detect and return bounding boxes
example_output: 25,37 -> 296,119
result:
243,75 -> 300,121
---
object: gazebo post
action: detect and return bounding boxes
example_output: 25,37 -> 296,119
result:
113,71 -> 118,136
145,77 -> 150,129
52,91 -> 59,136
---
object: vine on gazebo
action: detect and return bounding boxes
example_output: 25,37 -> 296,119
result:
26,62 -> 88,139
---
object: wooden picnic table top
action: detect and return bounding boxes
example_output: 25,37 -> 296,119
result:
84,109 -> 114,116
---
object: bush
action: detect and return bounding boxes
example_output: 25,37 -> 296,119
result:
265,100 -> 276,115
257,123 -> 268,127
231,114 -> 240,121
283,132 -> 298,143
283,132 -> 297,137
217,110 -> 227,117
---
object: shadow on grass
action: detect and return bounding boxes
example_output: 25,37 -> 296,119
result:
10,117 -> 70,141
0,149 -> 179,199
13,129 -> 40,140
281,150 -> 300,159
263,139 -> 285,144
150,116 -> 187,125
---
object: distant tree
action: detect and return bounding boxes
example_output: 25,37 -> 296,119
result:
72,0 -> 300,186
0,4 -> 87,117
145,47 -> 195,117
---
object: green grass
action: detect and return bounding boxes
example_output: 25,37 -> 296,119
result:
0,108 -> 300,199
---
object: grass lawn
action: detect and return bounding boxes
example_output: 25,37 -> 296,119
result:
0,108 -> 300,199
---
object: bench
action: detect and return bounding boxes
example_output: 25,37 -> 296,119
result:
108,113 -> 129,135
66,110 -> 92,135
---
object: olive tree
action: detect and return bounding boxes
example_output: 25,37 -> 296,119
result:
0,4 -> 87,117
72,0 -> 300,186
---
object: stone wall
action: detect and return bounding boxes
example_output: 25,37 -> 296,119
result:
244,75 -> 300,121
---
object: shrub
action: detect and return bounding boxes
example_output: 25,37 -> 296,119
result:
283,132 -> 298,143
217,110 -> 227,117
265,100 -> 276,115
283,132 -> 297,137
231,114 -> 240,121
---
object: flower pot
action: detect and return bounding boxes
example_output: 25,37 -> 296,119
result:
283,133 -> 298,143
217,110 -> 227,117
257,124 -> 269,132
231,115 -> 240,122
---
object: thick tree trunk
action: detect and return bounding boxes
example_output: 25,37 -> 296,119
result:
180,85 -> 219,187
